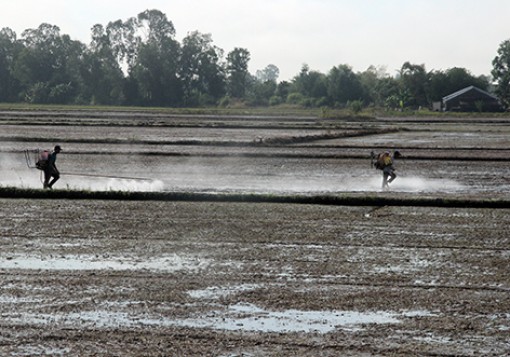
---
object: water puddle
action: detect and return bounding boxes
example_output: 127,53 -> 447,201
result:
188,284 -> 262,299
172,303 -> 401,333
2,282 -> 437,334
0,254 -> 208,272
180,285 -> 433,332
4,304 -> 420,334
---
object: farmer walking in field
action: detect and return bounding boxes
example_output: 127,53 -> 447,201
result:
42,145 -> 62,189
371,150 -> 402,190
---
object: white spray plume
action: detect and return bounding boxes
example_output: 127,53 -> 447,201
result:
2,152 -> 464,194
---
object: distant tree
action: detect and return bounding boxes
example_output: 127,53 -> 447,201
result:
83,24 -> 125,104
103,17 -> 141,71
291,64 -> 328,104
255,64 -> 279,82
137,9 -> 175,44
428,67 -> 489,102
275,80 -> 291,101
1,8 -> 503,109
399,62 -> 429,108
446,67 -> 488,91
0,28 -> 22,102
226,47 -> 250,98
326,64 -> 363,107
13,23 -> 86,104
103,9 -> 175,73
179,31 -> 226,106
251,64 -> 282,106
247,78 -> 277,106
358,65 -> 392,106
375,76 -> 401,108
13,24 -> 61,92
131,40 -> 181,106
492,39 -> 510,108
128,10 -> 182,106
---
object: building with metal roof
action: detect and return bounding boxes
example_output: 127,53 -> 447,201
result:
442,85 -> 503,112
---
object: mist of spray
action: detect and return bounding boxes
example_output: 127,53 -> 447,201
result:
384,176 -> 464,193
0,153 -> 43,188
252,175 -> 466,194
51,177 -> 165,192
1,152 -> 464,194
103,178 -> 164,192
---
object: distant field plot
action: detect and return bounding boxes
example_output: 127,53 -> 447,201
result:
0,110 -> 509,356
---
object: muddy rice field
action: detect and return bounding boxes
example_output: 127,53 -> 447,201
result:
0,109 -> 509,356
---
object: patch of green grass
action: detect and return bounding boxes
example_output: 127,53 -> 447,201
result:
1,102 -> 508,118
0,103 -> 321,117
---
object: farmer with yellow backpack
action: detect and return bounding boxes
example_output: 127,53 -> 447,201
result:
371,150 -> 402,190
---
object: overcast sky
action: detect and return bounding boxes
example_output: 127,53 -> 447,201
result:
2,0 -> 509,81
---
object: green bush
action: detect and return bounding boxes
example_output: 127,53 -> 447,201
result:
218,96 -> 231,107
269,95 -> 283,106
348,99 -> 363,114
286,92 -> 304,105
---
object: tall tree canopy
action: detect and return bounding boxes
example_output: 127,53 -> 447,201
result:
326,64 -> 363,106
492,39 -> 510,108
180,31 -> 225,105
428,67 -> 489,102
0,28 -> 22,102
226,47 -> 250,98
13,23 -> 86,104
0,9 -> 504,110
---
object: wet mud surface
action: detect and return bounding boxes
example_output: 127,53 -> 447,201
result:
1,110 -> 510,356
1,200 -> 509,356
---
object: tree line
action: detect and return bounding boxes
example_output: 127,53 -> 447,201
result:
0,9 -> 509,110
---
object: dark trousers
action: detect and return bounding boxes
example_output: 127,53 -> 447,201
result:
43,166 -> 60,188
382,166 -> 396,189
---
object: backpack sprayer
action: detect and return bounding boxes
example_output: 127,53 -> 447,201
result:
24,149 -> 49,170
370,150 -> 402,170
370,150 -> 386,170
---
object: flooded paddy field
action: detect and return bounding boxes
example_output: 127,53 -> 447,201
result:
0,110 -> 509,356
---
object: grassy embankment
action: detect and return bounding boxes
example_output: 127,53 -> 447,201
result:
5,102 -> 508,119
1,186 -> 509,209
